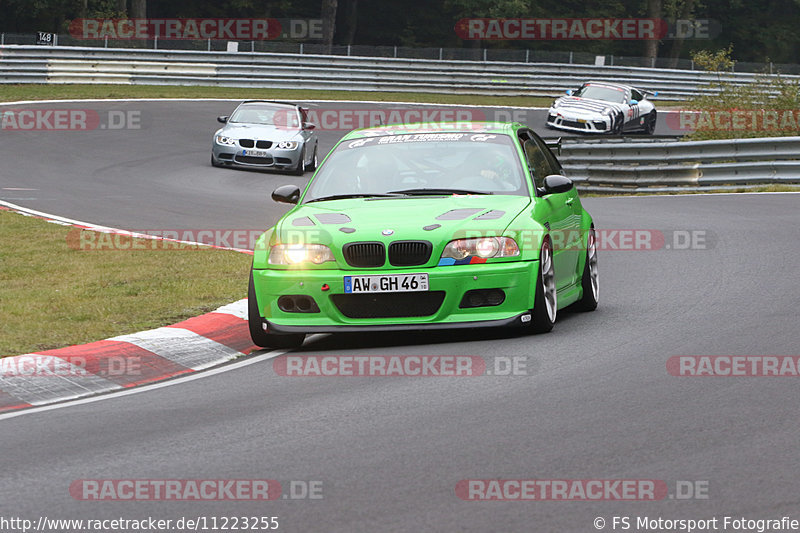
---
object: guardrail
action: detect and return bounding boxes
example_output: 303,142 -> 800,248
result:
0,45 -> 792,100
558,136 -> 800,192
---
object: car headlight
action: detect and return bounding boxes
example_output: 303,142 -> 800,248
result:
601,107 -> 614,116
440,237 -> 520,263
216,135 -> 236,146
276,141 -> 299,150
268,244 -> 335,266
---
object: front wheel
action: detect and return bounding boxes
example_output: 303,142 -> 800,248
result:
529,238 -> 557,333
307,145 -> 318,171
573,227 -> 599,311
211,154 -> 222,167
644,111 -> 657,134
612,113 -> 624,135
248,272 -> 306,349
291,149 -> 306,176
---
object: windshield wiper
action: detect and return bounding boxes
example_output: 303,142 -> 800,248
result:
305,193 -> 399,203
387,188 -> 493,196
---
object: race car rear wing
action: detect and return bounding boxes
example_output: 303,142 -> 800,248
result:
544,137 -> 562,156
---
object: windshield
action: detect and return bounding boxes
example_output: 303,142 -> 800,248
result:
303,132 -> 528,202
573,85 -> 627,104
228,105 -> 300,127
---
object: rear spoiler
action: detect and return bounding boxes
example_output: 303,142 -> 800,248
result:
545,137 -> 562,156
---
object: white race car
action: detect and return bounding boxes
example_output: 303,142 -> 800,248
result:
547,81 -> 657,134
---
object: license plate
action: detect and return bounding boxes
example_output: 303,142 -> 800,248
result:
344,273 -> 428,293
242,149 -> 268,157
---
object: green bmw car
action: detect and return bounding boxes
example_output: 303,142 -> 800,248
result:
249,122 -> 598,349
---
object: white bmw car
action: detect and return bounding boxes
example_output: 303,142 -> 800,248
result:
546,82 -> 657,134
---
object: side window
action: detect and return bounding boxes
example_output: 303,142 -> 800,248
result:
531,135 -> 562,176
631,89 -> 643,101
521,137 -> 553,190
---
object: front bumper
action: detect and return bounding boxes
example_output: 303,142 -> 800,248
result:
212,143 -> 302,170
546,111 -> 611,133
252,261 -> 540,332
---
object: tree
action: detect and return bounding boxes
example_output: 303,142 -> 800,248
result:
643,0 -> 662,62
340,0 -> 357,45
321,0 -> 337,51
131,0 -> 145,18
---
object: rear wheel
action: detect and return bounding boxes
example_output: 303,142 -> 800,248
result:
529,238 -> 557,333
573,227 -> 599,311
248,272 -> 306,349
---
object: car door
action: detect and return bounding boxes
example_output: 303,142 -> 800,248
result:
519,130 -> 580,290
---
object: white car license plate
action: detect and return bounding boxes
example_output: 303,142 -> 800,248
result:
344,273 -> 428,293
242,149 -> 268,157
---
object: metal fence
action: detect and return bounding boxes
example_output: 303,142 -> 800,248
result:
0,44 -> 793,101
3,32 -> 800,74
558,136 -> 800,192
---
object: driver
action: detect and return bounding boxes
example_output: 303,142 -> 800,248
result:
356,152 -> 400,192
452,147 -> 516,191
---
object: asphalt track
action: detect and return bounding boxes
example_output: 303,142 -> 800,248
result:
1,100 -> 799,532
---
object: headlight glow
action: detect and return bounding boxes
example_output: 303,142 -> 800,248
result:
216,135 -> 236,146
276,141 -> 299,150
441,237 -> 520,262
269,244 -> 335,266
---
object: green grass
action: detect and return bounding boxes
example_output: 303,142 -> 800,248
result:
0,83 -> 559,107
0,209 -> 252,356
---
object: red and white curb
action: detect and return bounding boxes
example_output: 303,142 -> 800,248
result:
0,200 -> 258,413
0,300 -> 255,413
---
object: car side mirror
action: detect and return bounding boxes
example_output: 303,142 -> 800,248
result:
217,116 -> 228,123
272,185 -> 301,204
630,99 -> 639,105
543,175 -> 574,195
303,122 -> 316,130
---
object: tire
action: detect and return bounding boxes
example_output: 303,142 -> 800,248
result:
211,154 -> 222,167
573,226 -> 599,311
529,238 -> 557,333
306,145 -> 318,171
644,111 -> 657,134
612,113 -> 624,135
291,148 -> 306,176
248,271 -> 306,349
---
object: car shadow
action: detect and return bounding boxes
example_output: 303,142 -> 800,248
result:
294,307 -> 584,352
